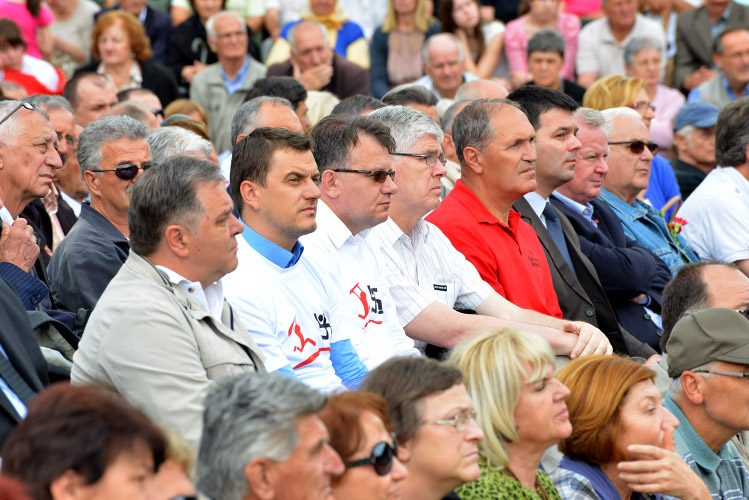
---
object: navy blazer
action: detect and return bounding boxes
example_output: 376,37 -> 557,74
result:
551,195 -> 672,351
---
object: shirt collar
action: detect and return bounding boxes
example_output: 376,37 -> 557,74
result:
523,191 -> 548,218
553,191 -> 595,217
316,200 -> 355,249
154,265 -> 225,320
240,220 -> 304,268
220,56 -> 250,85
450,180 -> 522,229
0,205 -> 13,225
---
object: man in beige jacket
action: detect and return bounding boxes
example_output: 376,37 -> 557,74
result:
72,156 -> 265,452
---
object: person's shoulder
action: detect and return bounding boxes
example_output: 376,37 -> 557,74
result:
579,16 -> 606,34
334,52 -> 368,73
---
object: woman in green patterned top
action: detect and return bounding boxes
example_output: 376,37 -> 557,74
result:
450,329 -> 572,500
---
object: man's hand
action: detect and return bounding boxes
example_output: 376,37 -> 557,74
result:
292,61 -> 332,91
682,66 -> 718,91
563,321 -> 613,359
0,220 -> 40,272
181,61 -> 208,84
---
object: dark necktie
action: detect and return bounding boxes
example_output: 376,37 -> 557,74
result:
0,353 -> 35,409
543,202 -> 577,278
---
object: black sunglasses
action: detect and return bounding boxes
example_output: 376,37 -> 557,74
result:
89,162 -> 157,180
0,102 -> 40,127
608,140 -> 659,155
330,169 -> 396,183
345,433 -> 398,476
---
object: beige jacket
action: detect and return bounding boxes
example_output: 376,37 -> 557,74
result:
72,252 -> 265,452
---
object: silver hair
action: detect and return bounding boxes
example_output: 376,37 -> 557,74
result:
0,100 -> 50,147
197,373 -> 327,500
623,37 -> 664,66
454,79 -> 507,101
368,105 -> 444,152
452,98 -> 521,166
25,94 -> 74,113
78,115 -> 149,177
668,360 -> 717,398
288,20 -> 328,53
147,127 -> 213,163
675,124 -> 696,141
600,107 -> 642,138
230,96 -> 294,145
441,99 -> 471,134
574,107 -> 606,129
206,10 -> 245,40
422,33 -> 464,65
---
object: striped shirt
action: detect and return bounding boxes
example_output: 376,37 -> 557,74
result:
370,218 -> 493,347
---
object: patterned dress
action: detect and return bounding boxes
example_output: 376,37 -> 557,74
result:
456,456 -> 562,500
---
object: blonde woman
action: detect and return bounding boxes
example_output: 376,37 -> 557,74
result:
451,329 -> 572,499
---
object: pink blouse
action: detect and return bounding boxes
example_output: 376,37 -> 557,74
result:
504,12 -> 580,82
0,0 -> 54,59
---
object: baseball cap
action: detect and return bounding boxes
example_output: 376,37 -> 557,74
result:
673,102 -> 719,132
666,308 -> 749,378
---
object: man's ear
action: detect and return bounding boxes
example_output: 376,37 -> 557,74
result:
245,458 -> 276,500
49,470 -> 86,500
461,146 -> 484,175
443,133 -> 456,162
397,438 -> 413,463
207,36 -> 218,54
83,170 -> 102,198
319,169 -> 339,198
164,224 -> 190,258
673,132 -> 688,153
680,371 -> 706,405
240,179 -> 261,211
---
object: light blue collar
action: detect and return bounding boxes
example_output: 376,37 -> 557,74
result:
241,221 -> 304,269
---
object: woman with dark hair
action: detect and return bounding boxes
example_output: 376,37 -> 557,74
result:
0,0 -> 53,59
439,0 -> 504,79
1,383 -> 167,500
0,18 -> 65,95
75,11 -> 178,108
552,355 -> 710,500
319,391 -> 407,500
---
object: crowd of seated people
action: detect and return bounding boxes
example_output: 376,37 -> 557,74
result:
2,0 -> 749,496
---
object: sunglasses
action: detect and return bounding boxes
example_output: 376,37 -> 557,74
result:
608,140 -> 659,155
345,433 -> 398,476
0,102 -> 40,127
89,162 -> 157,180
330,169 -> 396,183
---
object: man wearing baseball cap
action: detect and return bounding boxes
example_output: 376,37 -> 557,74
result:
672,102 -> 719,200
664,308 -> 749,499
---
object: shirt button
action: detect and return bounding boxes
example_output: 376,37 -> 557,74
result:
585,307 -> 594,317
657,329 -> 664,336
644,313 -> 651,320
34,293 -> 41,298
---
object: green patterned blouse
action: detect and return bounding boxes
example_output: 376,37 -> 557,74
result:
456,456 -> 562,500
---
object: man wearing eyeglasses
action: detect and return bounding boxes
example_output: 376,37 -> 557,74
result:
663,308 -> 749,500
598,108 -> 698,277
300,114 -> 419,369
370,105 -> 611,360
223,127 -> 368,393
48,115 -> 152,313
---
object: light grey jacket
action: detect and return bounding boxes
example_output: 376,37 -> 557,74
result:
72,252 -> 265,452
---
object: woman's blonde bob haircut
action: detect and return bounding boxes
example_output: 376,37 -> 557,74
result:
556,355 -> 655,464
582,75 -> 645,111
450,329 -> 555,471
381,0 -> 435,33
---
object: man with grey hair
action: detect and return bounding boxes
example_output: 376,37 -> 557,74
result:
671,101 -> 719,200
440,99 -> 472,195
526,30 -> 586,105
73,156 -> 265,453
105,101 -> 159,131
382,85 -> 440,123
63,73 -> 118,127
663,308 -> 749,499
679,97 -> 749,277
370,104 -> 612,358
267,20 -> 370,100
453,79 -> 508,101
47,115 -> 152,313
198,372 -> 342,500
191,11 -> 267,154
599,107 -> 698,277
687,29 -> 749,108
147,127 -> 213,164
219,96 -> 303,180
413,33 -> 478,100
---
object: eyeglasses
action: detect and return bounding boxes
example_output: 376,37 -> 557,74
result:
423,409 -> 477,432
0,102 -> 40,127
391,152 -> 447,167
329,169 -> 396,183
691,369 -> 749,380
345,433 -> 398,476
89,162 -> 156,180
608,140 -> 659,155
630,102 -> 656,113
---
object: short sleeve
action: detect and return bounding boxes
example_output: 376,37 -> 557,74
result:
38,5 -> 54,27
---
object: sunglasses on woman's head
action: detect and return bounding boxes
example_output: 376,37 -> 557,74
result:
345,433 -> 398,476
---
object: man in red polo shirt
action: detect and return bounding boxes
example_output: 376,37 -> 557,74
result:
426,98 -> 562,318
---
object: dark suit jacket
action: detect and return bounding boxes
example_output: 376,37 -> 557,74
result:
0,277 -> 49,446
552,196 -> 672,351
267,53 -> 371,99
75,60 -> 178,109
97,6 -> 173,64
20,195 -> 78,267
513,197 -> 655,358
673,2 -> 749,90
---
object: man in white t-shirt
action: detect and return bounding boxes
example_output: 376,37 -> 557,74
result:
679,98 -> 749,277
222,127 -> 368,393
301,114 -> 419,369
367,105 -> 611,357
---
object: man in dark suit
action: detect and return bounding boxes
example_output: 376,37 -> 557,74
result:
507,86 -> 656,358
674,0 -> 749,92
0,275 -> 49,446
96,0 -> 173,64
552,108 -> 672,351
